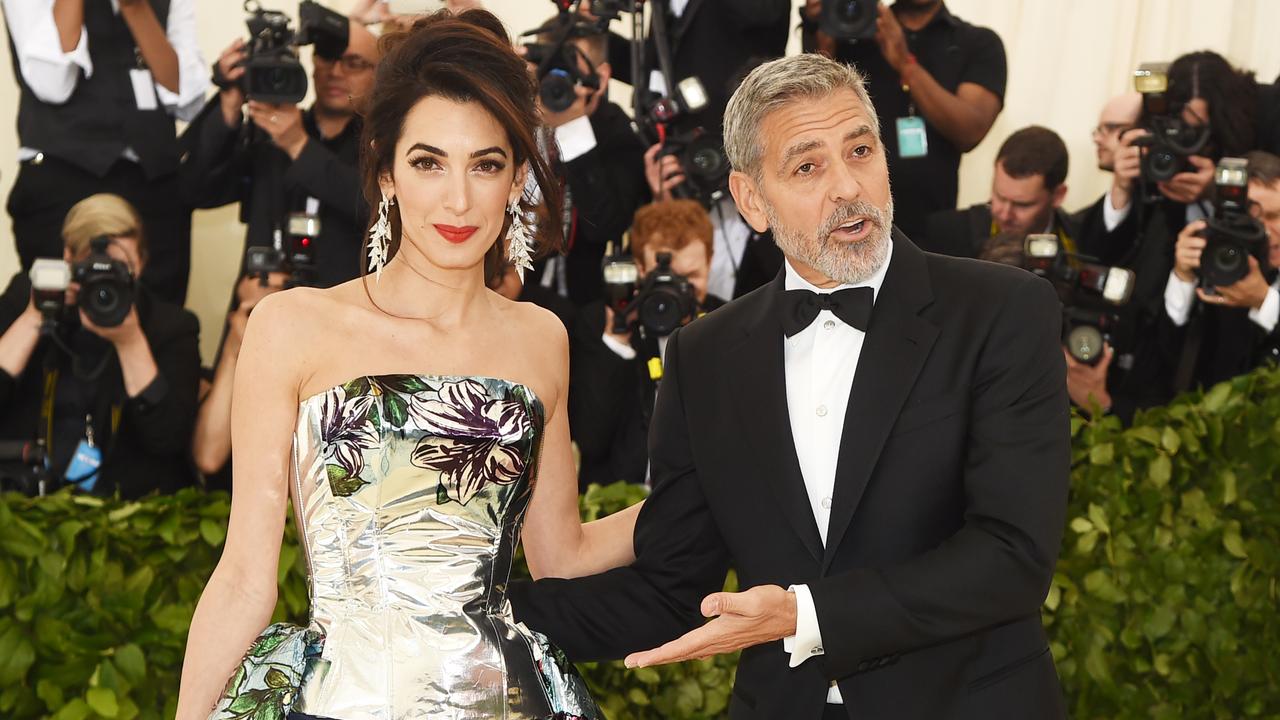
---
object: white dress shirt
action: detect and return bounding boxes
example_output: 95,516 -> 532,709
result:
1164,270 -> 1280,332
3,0 -> 207,150
780,242 -> 894,705
708,197 -> 753,302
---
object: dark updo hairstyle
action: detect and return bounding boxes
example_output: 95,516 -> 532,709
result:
1166,50 -> 1259,159
360,10 -> 564,284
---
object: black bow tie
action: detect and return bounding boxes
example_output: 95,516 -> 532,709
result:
778,287 -> 874,337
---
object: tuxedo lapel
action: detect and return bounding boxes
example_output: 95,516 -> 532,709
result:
669,0 -> 709,54
729,272 -> 824,562
822,235 -> 940,573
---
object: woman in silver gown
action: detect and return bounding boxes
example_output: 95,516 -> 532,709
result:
175,11 -> 641,720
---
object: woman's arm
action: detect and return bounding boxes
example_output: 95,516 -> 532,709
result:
521,312 -> 644,580
192,312 -> 246,476
175,293 -> 305,720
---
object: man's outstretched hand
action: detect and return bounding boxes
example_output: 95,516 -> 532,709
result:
624,585 -> 797,668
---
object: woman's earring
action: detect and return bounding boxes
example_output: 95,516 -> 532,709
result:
506,198 -> 535,282
368,194 -> 393,281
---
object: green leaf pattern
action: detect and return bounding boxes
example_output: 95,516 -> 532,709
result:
208,623 -> 324,720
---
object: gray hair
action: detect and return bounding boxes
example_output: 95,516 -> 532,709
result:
723,53 -> 879,182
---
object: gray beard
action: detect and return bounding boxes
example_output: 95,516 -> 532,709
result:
763,197 -> 894,285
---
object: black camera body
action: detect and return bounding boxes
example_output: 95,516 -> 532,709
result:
1199,157 -> 1268,288
1024,234 -> 1135,366
658,128 -> 731,207
602,251 -> 699,338
523,40 -> 601,114
244,213 -> 320,289
219,1 -> 348,105
1133,62 -> 1211,183
632,252 -> 699,337
821,0 -> 879,41
73,236 -> 136,328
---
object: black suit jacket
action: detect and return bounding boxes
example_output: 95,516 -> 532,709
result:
918,203 -> 1081,260
511,235 -> 1071,719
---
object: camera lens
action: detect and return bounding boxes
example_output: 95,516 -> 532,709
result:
1211,243 -> 1244,274
1067,325 -> 1105,365
540,72 -> 576,113
690,146 -> 724,175
835,1 -> 861,21
640,289 -> 685,336
1145,148 -> 1179,181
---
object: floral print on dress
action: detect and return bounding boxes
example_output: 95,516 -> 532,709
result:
319,387 -> 379,497
207,623 -> 325,720
411,378 -> 535,505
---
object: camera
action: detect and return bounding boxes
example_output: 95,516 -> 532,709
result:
73,236 -> 136,328
30,259 -> 71,322
658,128 -> 731,206
523,34 -> 601,113
244,213 -> 320,288
602,251 -> 699,337
1132,62 -> 1211,183
820,0 -> 879,41
1198,157 -> 1268,288
216,1 -> 349,105
1024,234 -> 1135,366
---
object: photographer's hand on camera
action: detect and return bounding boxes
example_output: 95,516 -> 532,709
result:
1157,155 -> 1216,205
1108,128 -> 1147,212
601,305 -> 633,355
1196,255 -> 1271,310
643,144 -> 685,202
1173,219 -> 1207,283
216,39 -> 248,129
247,100 -> 309,160
1064,343 -> 1113,415
873,3 -> 912,72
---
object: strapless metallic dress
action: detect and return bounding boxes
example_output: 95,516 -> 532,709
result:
279,374 -> 599,720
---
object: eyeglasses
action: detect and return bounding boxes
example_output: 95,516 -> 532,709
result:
1091,122 -> 1129,138
318,54 -> 377,73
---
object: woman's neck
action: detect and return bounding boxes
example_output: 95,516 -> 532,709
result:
367,246 -> 491,326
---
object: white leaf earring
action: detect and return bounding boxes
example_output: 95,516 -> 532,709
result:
506,198 -> 535,282
368,194 -> 393,281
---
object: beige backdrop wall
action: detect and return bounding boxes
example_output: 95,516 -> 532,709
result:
1,0 -> 1278,364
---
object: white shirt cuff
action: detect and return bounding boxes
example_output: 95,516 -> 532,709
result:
1103,189 -> 1131,233
783,584 -> 824,668
553,115 -> 598,163
601,332 -> 636,360
152,0 -> 208,120
1164,270 -> 1197,326
1248,286 -> 1280,334
7,4 -> 94,104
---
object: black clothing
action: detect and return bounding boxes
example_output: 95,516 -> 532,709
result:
533,101 -> 648,305
918,203 -> 1080,259
569,294 -> 725,491
732,227 -> 786,299
5,0 -> 192,304
179,102 -> 366,289
514,235 -> 1071,719
0,273 -> 201,498
819,4 -> 1006,239
607,0 -> 791,135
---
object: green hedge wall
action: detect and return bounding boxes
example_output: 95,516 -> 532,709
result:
2,366 -> 1278,719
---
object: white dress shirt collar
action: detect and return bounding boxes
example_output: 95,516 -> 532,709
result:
782,239 -> 894,304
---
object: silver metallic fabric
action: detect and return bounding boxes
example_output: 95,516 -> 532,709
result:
285,374 -> 601,720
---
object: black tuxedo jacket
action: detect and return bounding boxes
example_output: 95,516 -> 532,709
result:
918,203 -> 1081,260
511,235 -> 1071,719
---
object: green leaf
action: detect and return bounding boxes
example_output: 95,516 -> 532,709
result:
1223,523 -> 1248,559
1148,453 -> 1172,488
52,699 -> 92,720
1143,606 -> 1177,640
1202,381 -> 1232,412
384,374 -> 430,393
86,687 -> 118,718
200,518 -> 227,547
36,678 -> 64,711
1069,517 -> 1094,534
113,644 -> 146,684
1129,426 -> 1161,446
264,667 -> 290,688
0,624 -> 35,685
1087,503 -> 1110,535
341,377 -> 371,397
384,393 -> 410,428
1089,443 -> 1114,465
1222,469 -> 1238,506
1160,426 -> 1181,454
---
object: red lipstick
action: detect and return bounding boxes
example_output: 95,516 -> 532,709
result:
433,224 -> 478,244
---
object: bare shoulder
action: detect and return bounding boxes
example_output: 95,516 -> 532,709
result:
492,294 -> 569,402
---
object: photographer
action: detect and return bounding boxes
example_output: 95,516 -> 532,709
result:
1160,151 -> 1280,392
179,13 -> 379,288
3,0 -> 207,304
0,194 -> 200,498
191,270 -> 288,492
644,142 -> 782,299
523,16 -> 648,306
920,126 -> 1076,259
589,0 -> 790,136
802,0 -> 1006,240
569,199 -> 724,490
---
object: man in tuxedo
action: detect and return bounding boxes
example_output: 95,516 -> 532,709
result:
510,53 -> 1070,719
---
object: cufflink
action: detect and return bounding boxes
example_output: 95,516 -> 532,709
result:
811,647 -> 823,655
